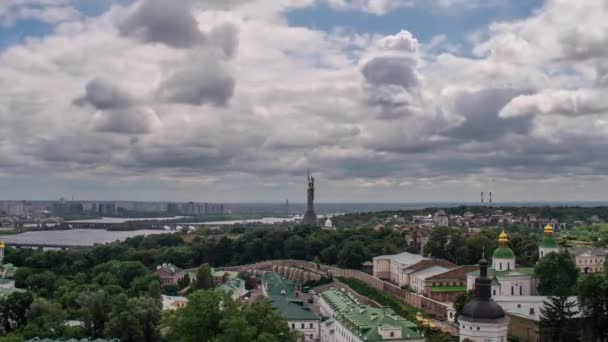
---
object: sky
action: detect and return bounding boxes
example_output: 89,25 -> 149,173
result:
1,0 -> 608,203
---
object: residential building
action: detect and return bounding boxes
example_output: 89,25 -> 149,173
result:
400,259 -> 457,292
569,247 -> 607,274
319,287 -> 425,342
424,265 -> 477,302
161,295 -> 188,311
156,263 -> 185,287
373,252 -> 429,285
459,256 -> 509,342
466,232 -> 537,298
262,272 -> 319,342
433,210 -> 449,227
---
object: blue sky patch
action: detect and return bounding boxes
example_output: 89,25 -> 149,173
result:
287,1 -> 544,47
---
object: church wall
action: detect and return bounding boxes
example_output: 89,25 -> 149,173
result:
492,258 -> 515,272
458,319 -> 509,342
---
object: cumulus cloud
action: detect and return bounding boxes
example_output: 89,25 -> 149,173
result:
500,90 -> 608,118
446,88 -> 533,141
118,0 -> 205,48
156,54 -> 235,107
375,30 -> 418,53
74,78 -> 135,110
2,0 -> 608,201
209,22 -> 239,59
92,107 -> 160,134
362,56 -> 419,88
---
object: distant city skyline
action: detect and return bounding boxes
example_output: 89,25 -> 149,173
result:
1,1 -> 608,201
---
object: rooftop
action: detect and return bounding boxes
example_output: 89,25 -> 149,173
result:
426,265 -> 478,280
410,266 -> 450,280
539,237 -> 558,248
322,288 -> 423,341
492,247 -> 515,259
373,252 -> 429,266
262,271 -> 294,297
156,263 -> 183,275
263,272 -> 318,321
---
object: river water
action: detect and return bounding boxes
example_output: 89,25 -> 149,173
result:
0,216 -> 304,246
0,229 -> 175,246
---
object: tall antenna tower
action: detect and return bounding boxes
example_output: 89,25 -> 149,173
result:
481,192 -> 484,203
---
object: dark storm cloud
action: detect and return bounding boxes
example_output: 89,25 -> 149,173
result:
209,23 -> 239,59
446,88 -> 532,141
361,56 -> 419,88
74,78 -> 134,110
156,56 -> 235,107
92,108 -> 158,134
118,0 -> 204,48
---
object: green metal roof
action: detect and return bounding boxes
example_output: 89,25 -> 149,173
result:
268,296 -> 319,321
337,306 -> 423,341
263,272 -> 318,321
492,247 -> 515,259
262,272 -> 294,297
321,288 -> 423,341
430,286 -> 466,293
539,237 -> 558,248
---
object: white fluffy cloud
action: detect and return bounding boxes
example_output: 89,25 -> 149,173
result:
2,0 -> 608,201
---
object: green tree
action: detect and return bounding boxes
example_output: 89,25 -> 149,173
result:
534,251 -> 579,296
0,291 -> 34,332
284,236 -> 307,260
539,296 -> 579,342
337,241 -> 368,269
22,298 -> 67,339
423,227 -> 467,264
578,272 -> 608,342
105,295 -> 161,342
320,245 -> 338,265
166,290 -> 230,341
25,271 -> 57,297
193,264 -> 215,290
148,280 -> 162,300
78,290 -> 112,338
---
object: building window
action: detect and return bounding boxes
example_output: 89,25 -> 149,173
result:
517,304 -> 521,308
500,262 -> 502,270
520,286 -> 523,296
511,286 -> 514,296
301,323 -> 304,329
291,323 -> 295,329
310,323 -> 313,329
477,327 -> 480,330
493,290 -> 496,296
390,332 -> 395,337
530,308 -> 535,315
